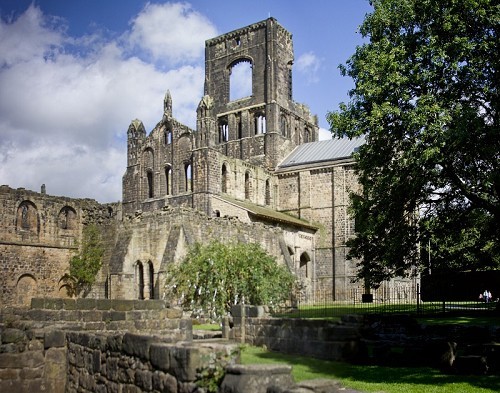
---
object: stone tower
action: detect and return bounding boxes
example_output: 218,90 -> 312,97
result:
196,17 -> 318,168
122,18 -> 319,217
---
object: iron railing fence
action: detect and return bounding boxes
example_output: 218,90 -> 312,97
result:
273,284 -> 498,319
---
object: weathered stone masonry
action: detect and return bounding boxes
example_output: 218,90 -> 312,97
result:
0,18 -> 415,308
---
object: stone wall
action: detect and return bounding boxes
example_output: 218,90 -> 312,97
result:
0,186 -> 115,307
277,162 -> 364,299
107,206 -> 315,301
226,306 -> 363,362
0,325 -> 68,393
66,332 -> 239,393
227,306 -> 500,375
0,302 -> 239,393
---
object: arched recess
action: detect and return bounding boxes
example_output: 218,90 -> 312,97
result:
299,252 -> 311,279
165,165 -> 172,196
16,200 -> 39,233
135,261 -> 144,300
142,148 -> 155,199
164,128 -> 172,145
265,178 -> 271,205
184,161 -> 193,192
244,171 -> 253,200
221,163 -> 229,193
280,114 -> 289,138
304,127 -> 311,143
58,206 -> 77,230
147,261 -> 155,300
16,274 -> 37,306
229,58 -> 252,101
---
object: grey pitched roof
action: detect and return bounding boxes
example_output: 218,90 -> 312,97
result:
278,136 -> 365,169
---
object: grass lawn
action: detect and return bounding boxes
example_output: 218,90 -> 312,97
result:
192,323 -> 222,331
240,345 -> 500,393
273,302 -> 498,320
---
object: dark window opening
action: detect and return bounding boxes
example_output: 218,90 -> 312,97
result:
222,164 -> 228,193
136,262 -> 144,300
245,172 -> 251,200
148,261 -> 154,299
147,171 -> 154,198
219,122 -> 229,143
265,179 -> 271,205
300,252 -> 311,279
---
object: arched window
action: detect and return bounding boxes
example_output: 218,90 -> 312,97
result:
237,115 -> 243,139
147,170 -> 154,198
265,179 -> 271,205
254,114 -> 266,134
135,261 -> 144,300
143,148 -> 155,199
230,60 -> 252,101
280,115 -> 289,137
245,171 -> 252,200
219,119 -> 229,143
165,129 -> 172,145
165,165 -> 172,195
299,252 -> 311,279
185,162 -> 192,192
58,206 -> 77,230
221,164 -> 228,193
148,261 -> 154,299
304,128 -> 311,143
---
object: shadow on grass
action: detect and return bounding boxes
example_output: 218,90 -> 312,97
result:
241,346 -> 500,393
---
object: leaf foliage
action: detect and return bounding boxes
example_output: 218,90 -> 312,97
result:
63,224 -> 104,296
328,0 -> 500,286
164,241 -> 295,320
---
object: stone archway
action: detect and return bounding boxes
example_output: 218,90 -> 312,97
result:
16,274 -> 37,306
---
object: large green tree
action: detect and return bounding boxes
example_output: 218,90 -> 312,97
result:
164,241 -> 295,320
328,0 -> 499,287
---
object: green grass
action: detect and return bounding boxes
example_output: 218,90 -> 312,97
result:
273,301 -> 498,324
192,323 -> 222,331
240,345 -> 500,393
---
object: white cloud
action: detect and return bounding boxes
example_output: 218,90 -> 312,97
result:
127,2 -> 217,66
295,51 -> 322,83
0,3 -> 213,202
318,127 -> 332,141
0,5 -> 65,67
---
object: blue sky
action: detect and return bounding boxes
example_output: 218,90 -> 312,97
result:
0,0 -> 372,202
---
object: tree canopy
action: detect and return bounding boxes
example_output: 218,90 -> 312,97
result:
164,241 -> 295,320
328,0 -> 499,287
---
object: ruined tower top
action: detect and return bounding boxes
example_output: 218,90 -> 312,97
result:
203,17 -> 294,114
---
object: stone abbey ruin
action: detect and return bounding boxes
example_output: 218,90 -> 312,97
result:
0,18 -> 413,308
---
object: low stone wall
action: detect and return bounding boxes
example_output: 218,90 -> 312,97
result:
226,306 -> 363,361
13,298 -> 192,335
227,306 -> 500,375
0,298 -> 243,393
66,331 -> 239,393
